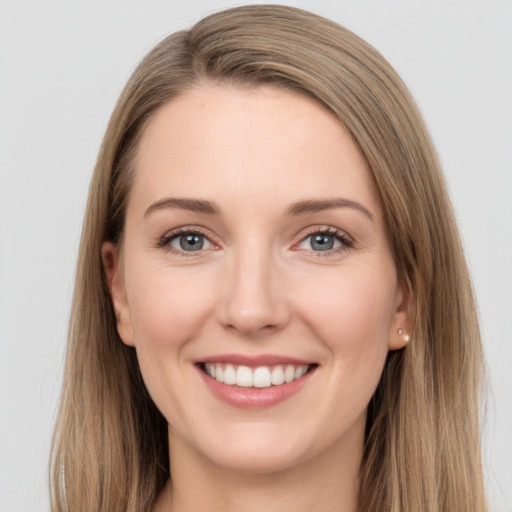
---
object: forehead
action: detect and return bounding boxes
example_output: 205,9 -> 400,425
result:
131,84 -> 382,219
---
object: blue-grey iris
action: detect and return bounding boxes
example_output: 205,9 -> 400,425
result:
311,234 -> 334,251
180,234 -> 204,251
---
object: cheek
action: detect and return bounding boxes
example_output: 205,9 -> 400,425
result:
293,261 -> 397,370
302,261 -> 395,322
126,261 -> 217,349
123,259 -> 219,420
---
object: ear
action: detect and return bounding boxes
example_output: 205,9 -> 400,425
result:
388,275 -> 414,351
101,242 -> 135,346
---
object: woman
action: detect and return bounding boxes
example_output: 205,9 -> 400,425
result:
50,5 -> 487,511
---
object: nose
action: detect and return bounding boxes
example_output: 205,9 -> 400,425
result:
216,246 -> 291,337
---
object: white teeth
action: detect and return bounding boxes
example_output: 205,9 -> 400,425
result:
295,365 -> 308,379
204,363 -> 312,388
284,365 -> 295,383
223,364 -> 236,385
236,366 -> 253,387
271,365 -> 285,385
253,367 -> 272,388
205,363 -> 215,378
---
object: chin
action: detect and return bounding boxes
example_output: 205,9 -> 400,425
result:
184,420 -> 326,475
207,444 -> 309,475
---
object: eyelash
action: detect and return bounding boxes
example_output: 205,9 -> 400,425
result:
156,226 -> 354,258
298,226 -> 354,256
156,227 -> 215,258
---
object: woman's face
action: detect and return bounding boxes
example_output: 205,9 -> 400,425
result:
104,85 -> 410,473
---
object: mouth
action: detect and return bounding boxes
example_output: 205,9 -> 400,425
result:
198,362 -> 318,388
194,355 -> 318,409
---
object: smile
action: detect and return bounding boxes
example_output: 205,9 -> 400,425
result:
196,356 -> 318,409
202,363 -> 311,388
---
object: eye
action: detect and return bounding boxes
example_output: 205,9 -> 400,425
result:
169,232 -> 213,252
297,229 -> 353,253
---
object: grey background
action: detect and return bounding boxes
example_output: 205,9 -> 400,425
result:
0,0 -> 510,510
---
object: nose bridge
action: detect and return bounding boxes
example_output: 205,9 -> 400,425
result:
218,238 -> 289,335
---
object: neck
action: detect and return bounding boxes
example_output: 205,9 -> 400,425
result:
154,419 -> 363,512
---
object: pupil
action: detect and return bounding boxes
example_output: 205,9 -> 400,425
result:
180,234 -> 203,251
312,234 -> 333,251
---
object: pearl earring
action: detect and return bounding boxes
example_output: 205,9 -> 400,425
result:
398,329 -> 410,342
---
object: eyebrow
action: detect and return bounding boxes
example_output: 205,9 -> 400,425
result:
144,197 -> 221,217
144,196 -> 374,221
284,198 -> 375,221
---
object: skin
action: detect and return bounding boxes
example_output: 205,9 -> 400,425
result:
103,85 -> 411,512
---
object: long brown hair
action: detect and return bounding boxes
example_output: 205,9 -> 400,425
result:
50,5 -> 487,511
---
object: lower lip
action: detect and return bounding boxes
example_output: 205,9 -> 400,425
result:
197,366 -> 316,409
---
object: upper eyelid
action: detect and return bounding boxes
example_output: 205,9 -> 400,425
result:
298,225 -> 353,242
163,226 -> 215,240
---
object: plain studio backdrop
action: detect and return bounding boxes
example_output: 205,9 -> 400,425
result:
0,0 -> 510,510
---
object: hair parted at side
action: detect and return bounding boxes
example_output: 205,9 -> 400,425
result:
50,5 -> 487,511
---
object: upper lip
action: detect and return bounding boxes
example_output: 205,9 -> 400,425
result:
196,354 -> 314,367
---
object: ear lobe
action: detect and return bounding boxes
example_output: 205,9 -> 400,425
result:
388,275 -> 414,351
101,242 -> 135,346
